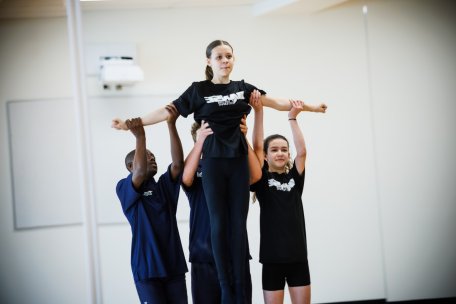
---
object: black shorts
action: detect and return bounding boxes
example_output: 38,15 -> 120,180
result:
262,262 -> 311,291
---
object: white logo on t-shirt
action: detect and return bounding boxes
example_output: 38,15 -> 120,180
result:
204,91 -> 245,106
268,178 -> 295,192
143,190 -> 153,196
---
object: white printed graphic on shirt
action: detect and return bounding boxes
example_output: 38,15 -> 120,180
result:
196,171 -> 203,178
143,190 -> 153,196
268,178 -> 295,192
204,91 -> 245,106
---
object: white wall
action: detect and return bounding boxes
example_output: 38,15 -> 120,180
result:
0,18 -> 89,304
0,0 -> 454,303
367,0 -> 456,301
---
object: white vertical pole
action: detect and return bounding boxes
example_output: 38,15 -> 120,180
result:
362,3 -> 388,300
65,0 -> 103,303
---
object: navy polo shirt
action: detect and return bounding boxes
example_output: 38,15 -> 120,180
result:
182,163 -> 214,263
116,165 -> 188,282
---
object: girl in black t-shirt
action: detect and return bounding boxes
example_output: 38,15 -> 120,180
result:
250,99 -> 313,304
112,39 -> 326,304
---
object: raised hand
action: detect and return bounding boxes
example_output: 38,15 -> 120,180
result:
289,100 -> 304,119
125,117 -> 144,138
196,120 -> 213,142
249,89 -> 262,110
165,104 -> 180,124
240,115 -> 248,136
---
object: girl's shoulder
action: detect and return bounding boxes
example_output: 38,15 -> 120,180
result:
230,79 -> 250,87
230,79 -> 245,84
190,80 -> 210,88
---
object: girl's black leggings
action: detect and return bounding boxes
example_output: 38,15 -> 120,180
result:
202,156 -> 250,303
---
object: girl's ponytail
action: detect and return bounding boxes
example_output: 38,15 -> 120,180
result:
205,65 -> 213,81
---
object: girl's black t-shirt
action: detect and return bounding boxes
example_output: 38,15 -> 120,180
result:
173,80 -> 265,158
250,161 -> 308,263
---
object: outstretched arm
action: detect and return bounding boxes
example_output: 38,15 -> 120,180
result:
182,121 -> 213,187
260,95 -> 327,113
166,104 -> 184,181
126,118 -> 147,190
289,100 -> 307,175
112,105 -> 171,130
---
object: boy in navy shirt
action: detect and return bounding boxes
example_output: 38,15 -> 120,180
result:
116,104 -> 188,304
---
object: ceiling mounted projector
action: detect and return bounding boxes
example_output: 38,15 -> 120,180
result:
100,56 -> 144,90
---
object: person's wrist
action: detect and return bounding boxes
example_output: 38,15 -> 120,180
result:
288,117 -> 297,120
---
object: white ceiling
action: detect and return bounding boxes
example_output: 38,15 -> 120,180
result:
0,0 -> 350,19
